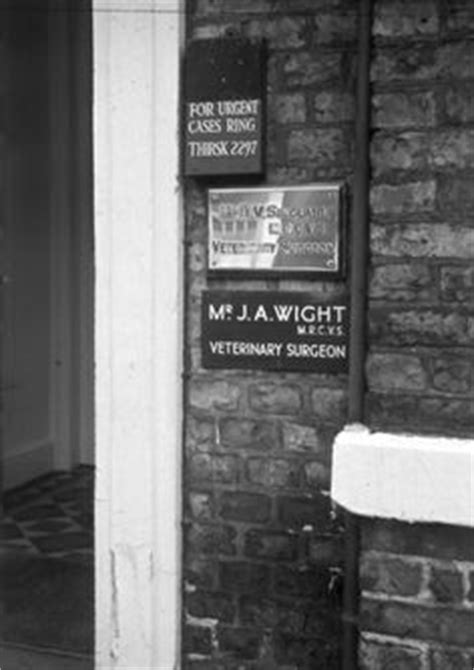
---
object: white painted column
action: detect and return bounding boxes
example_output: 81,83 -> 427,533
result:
93,2 -> 183,668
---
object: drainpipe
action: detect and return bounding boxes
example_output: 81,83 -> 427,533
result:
342,0 -> 372,669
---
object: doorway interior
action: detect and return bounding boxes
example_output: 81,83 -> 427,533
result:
1,2 -> 94,667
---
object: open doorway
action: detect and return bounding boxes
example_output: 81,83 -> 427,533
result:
1,1 -> 94,667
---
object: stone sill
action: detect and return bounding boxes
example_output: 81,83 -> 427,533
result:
331,425 -> 474,528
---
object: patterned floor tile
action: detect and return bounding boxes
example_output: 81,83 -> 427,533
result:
1,466 -> 94,559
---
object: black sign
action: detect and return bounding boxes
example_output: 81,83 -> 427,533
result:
201,291 -> 349,373
184,39 -> 265,176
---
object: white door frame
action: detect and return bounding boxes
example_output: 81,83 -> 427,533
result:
93,2 -> 183,667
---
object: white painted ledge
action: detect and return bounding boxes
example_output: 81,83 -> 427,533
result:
331,425 -> 474,528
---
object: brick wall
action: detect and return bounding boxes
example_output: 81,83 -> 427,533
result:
361,1 -> 474,668
183,1 -> 358,667
183,0 -> 474,667
359,519 -> 474,670
366,0 -> 474,436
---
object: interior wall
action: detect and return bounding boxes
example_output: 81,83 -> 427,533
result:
3,5 -> 54,488
2,1 -> 95,490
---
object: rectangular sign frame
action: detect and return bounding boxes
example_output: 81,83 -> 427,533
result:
201,290 -> 349,374
183,38 -> 266,177
207,183 -> 345,279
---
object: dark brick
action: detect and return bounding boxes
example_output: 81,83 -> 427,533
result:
310,387 -> 347,421
371,223 -> 472,259
360,552 -> 423,597
369,308 -> 470,346
185,556 -> 218,590
217,626 -> 261,660
186,523 -> 237,556
282,422 -> 325,454
440,266 -> 474,304
366,352 -> 427,392
195,0 -> 271,13
369,263 -> 434,302
183,661 -> 218,670
372,91 -> 436,128
246,458 -> 300,488
303,460 -> 330,488
371,130 -> 429,176
361,519 -> 474,562
430,129 -> 474,170
184,624 -> 213,655
443,87 -> 474,124
190,379 -> 241,411
189,453 -> 240,484
219,561 -> 270,595
307,535 -> 344,565
270,92 -> 306,124
274,564 -> 332,600
370,181 -> 436,215
429,357 -> 472,394
277,494 -> 331,530
429,565 -> 464,604
187,590 -> 236,624
266,164 -> 313,185
245,16 -> 309,50
313,90 -> 355,123
186,415 -> 215,452
361,597 -> 474,646
192,22 -> 245,41
219,492 -> 271,523
281,51 -> 343,88
438,176 -> 474,217
313,12 -> 357,44
248,383 -> 302,415
469,570 -> 474,602
371,42 -> 474,82
430,648 -> 472,670
219,418 -> 279,451
373,1 -> 439,38
244,529 -> 298,561
446,0 -> 474,33
359,637 -> 423,670
274,632 -> 340,668
187,491 -> 214,521
239,595 -> 305,634
367,392 -> 474,434
288,127 -> 350,165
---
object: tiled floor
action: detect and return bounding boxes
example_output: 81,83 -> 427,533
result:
1,465 -> 93,563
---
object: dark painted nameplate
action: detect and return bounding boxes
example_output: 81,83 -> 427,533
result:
184,39 -> 265,176
208,184 -> 343,277
201,291 -> 349,373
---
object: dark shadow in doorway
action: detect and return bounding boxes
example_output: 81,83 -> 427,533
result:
0,467 -> 93,657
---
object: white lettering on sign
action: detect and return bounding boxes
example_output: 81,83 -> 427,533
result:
231,302 -> 347,325
206,340 -> 347,360
286,343 -> 347,358
212,240 -> 276,255
188,118 -> 222,134
189,101 -> 215,117
209,340 -> 284,357
226,117 -> 256,133
188,141 -> 229,157
279,240 -> 335,255
188,140 -> 258,158
217,100 -> 259,116
209,303 -> 233,320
